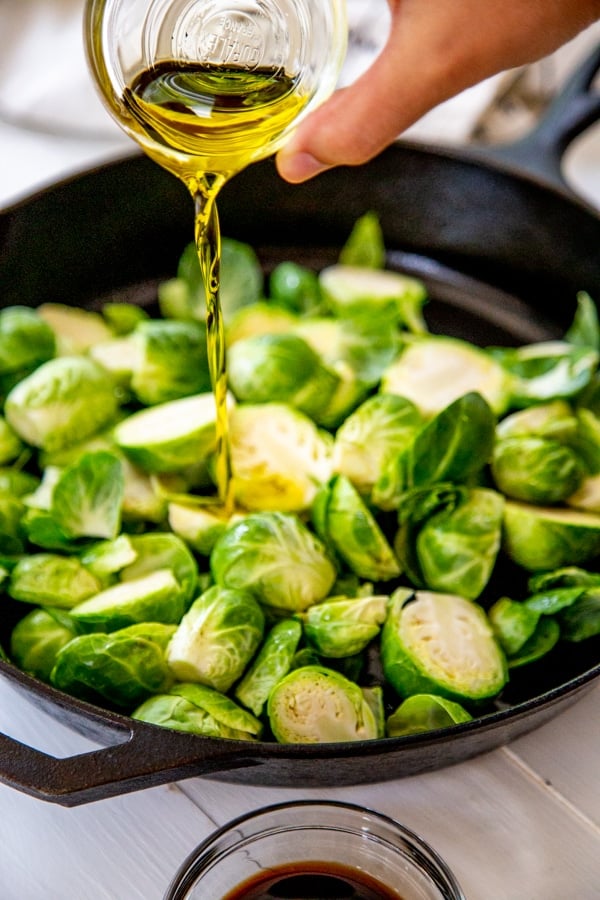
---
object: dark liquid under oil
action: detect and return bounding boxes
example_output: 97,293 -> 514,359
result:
221,861 -> 405,899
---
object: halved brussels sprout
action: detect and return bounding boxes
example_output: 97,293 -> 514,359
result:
381,336 -> 510,417
267,665 -> 379,743
227,333 -> 339,423
121,532 -> 199,607
10,609 -> 79,681
70,568 -> 185,631
490,340 -> 598,407
319,265 -> 427,333
51,630 -> 172,708
314,475 -> 401,582
166,585 -> 265,692
229,404 -> 333,513
386,694 -> 472,737
114,392 -> 231,473
0,306 -> 56,375
269,262 -> 324,315
129,319 -> 211,405
381,589 -> 507,703
37,303 -> 112,354
211,511 -> 336,613
395,486 -> 504,600
491,436 -> 583,504
502,501 -> 600,571
5,356 -> 119,452
332,394 -> 422,498
496,400 -> 579,442
226,302 -> 299,346
302,594 -> 387,658
8,553 -> 101,609
234,618 -> 302,716
168,502 -> 229,555
133,683 -> 262,740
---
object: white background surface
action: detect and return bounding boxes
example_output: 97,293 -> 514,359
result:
1,4 -> 600,899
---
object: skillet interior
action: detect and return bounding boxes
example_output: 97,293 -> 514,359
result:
1,145 -> 600,801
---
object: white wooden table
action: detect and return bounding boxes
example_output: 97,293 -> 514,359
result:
1,7 -> 600,897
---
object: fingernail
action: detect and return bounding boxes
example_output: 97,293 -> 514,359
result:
278,152 -> 331,184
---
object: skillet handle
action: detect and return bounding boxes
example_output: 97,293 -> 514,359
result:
0,718 -> 260,807
476,43 -> 600,192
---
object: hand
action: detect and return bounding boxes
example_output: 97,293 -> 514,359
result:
276,0 -> 600,183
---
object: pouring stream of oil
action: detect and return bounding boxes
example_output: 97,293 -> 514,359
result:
120,61 -> 308,513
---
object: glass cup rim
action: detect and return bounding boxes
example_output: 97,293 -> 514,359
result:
164,798 -> 466,900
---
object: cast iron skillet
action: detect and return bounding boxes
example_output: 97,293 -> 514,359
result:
1,50 -> 600,806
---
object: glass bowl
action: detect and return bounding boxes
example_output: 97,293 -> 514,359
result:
164,800 -> 466,900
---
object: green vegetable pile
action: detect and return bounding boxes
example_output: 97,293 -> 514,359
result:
2,211 -> 600,745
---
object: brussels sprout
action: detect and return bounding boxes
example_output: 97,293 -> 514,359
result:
395,486 -> 504,600
168,502 -> 229,555
37,303 -> 112,354
79,535 -> 139,584
166,585 -> 265,692
496,400 -> 579,442
0,306 -> 56,375
70,568 -> 186,631
88,336 -> 136,388
129,319 -> 211,405
10,609 -> 79,681
115,622 -> 178,651
51,630 -> 172,708
211,512 -> 336,613
269,262 -> 324,315
5,356 -> 119,452
333,394 -> 422,498
488,597 -> 542,656
8,553 -> 101,608
373,392 -> 496,511
381,589 -> 507,703
492,436 -> 583,505
0,416 -> 24,465
338,211 -> 386,270
293,316 -> 399,389
234,618 -> 302,716
319,266 -> 427,333
133,683 -> 262,739
114,392 -> 230,473
267,665 -> 379,743
0,468 -> 40,498
490,340 -> 598,407
101,301 -> 149,335
226,302 -> 299,345
121,532 -> 198,607
502,501 -> 600,571
228,403 -> 333,513
302,594 -> 387,658
50,451 -> 124,540
381,335 -> 510,417
386,694 -> 472,737
314,476 -> 401,582
227,333 -> 339,422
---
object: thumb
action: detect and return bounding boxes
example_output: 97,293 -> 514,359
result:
276,31 -> 446,183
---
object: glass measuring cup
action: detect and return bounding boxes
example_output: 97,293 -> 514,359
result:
84,0 -> 347,508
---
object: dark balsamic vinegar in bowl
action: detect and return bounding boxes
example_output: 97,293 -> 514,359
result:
223,861 -> 405,899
